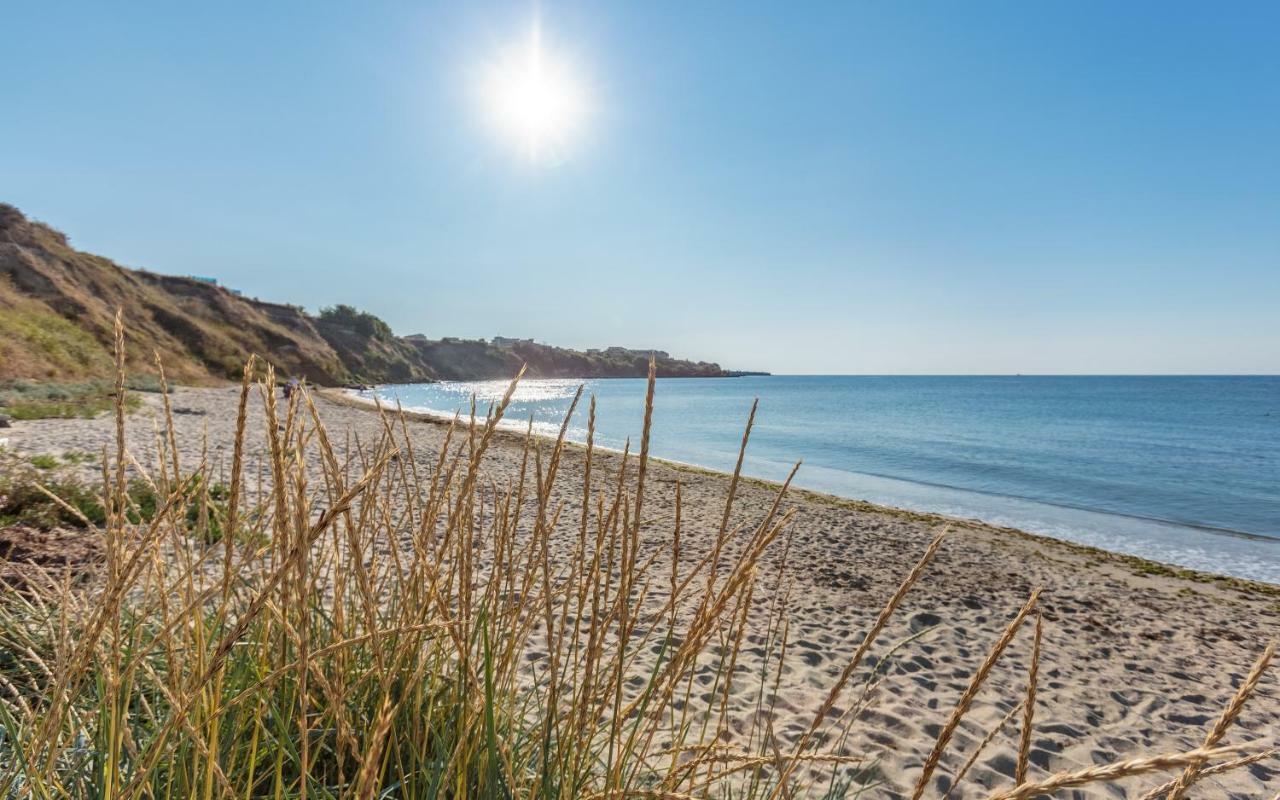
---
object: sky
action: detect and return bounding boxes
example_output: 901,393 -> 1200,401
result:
2,1 -> 1278,375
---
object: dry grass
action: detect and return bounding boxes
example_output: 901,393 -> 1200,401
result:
1162,639 -> 1276,800
0,318 -> 1273,799
911,589 -> 1043,800
941,700 -> 1024,800
1014,614 -> 1041,786
984,746 -> 1250,800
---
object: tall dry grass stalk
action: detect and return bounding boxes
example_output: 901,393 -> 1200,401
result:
0,324 -> 1273,799
941,700 -> 1024,800
768,527 -> 948,799
984,746 -> 1249,800
1014,613 -> 1041,786
1138,748 -> 1278,800
911,588 -> 1043,800
1163,638 -> 1275,800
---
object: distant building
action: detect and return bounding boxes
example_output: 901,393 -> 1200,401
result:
492,336 -> 534,347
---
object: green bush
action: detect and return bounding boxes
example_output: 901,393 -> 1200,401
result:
0,453 -> 247,546
319,303 -> 394,341
0,457 -> 106,528
28,455 -> 59,470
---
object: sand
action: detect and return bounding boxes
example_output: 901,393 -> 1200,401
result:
4,385 -> 1277,798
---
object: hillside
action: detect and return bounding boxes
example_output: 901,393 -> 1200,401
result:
0,204 -> 751,384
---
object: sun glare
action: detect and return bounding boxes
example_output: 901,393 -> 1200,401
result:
481,20 -> 586,164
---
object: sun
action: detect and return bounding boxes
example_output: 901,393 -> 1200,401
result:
481,20 -> 586,164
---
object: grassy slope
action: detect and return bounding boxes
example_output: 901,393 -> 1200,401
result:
0,284 -> 114,380
0,204 -> 356,383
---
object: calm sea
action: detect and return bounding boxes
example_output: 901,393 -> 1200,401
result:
358,376 -> 1280,583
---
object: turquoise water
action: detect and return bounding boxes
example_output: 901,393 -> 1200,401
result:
358,376 -> 1280,583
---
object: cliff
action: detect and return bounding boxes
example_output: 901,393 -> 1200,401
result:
0,204 -> 755,384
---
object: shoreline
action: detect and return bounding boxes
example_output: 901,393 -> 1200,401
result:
323,387 -> 1280,597
5,384 -> 1278,797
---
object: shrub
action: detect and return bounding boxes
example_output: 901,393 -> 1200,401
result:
319,303 -> 394,341
0,453 -> 244,546
0,455 -> 106,528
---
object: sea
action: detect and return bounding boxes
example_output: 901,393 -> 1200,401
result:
355,376 -> 1280,584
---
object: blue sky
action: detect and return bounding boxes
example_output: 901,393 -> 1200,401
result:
3,1 -> 1277,374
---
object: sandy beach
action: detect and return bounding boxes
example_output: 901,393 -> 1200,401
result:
4,385 -> 1277,798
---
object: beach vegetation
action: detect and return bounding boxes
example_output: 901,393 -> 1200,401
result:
0,455 -> 107,529
319,303 -> 395,341
0,449 -> 251,549
0,378 -> 141,420
26,454 -> 59,470
0,329 -> 1272,799
61,449 -> 98,465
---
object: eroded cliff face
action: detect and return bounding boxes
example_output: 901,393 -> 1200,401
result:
0,203 -> 741,384
0,204 -> 358,383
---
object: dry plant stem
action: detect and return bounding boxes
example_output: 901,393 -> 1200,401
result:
1015,612 -> 1042,785
984,745 -> 1249,800
941,699 -> 1025,800
223,354 -> 255,603
1138,748 -> 1279,800
702,398 -> 758,611
770,527 -> 948,799
911,586 -> 1044,800
31,482 -> 95,527
111,309 -> 127,530
154,352 -> 181,481
1163,638 -> 1275,800
17,312 -> 135,785
116,449 -> 397,800
535,384 -> 584,792
106,310 -> 127,796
